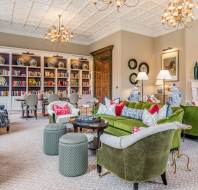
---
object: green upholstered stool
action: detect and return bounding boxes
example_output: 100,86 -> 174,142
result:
43,123 -> 66,155
59,133 -> 88,177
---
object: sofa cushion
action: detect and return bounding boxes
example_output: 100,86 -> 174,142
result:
114,119 -> 147,133
115,102 -> 125,116
104,126 -> 131,136
121,106 -> 143,120
96,114 -> 117,126
97,103 -> 116,116
142,109 -> 158,127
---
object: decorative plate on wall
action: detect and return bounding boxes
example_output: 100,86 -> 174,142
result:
129,73 -> 138,85
128,59 -> 137,70
138,62 -> 149,74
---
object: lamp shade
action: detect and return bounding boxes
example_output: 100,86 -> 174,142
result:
155,80 -> 163,86
156,70 -> 172,80
136,72 -> 149,81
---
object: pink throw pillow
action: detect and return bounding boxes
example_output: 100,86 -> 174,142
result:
132,127 -> 141,134
53,103 -> 71,116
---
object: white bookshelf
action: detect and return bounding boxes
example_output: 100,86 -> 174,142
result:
0,46 -> 93,111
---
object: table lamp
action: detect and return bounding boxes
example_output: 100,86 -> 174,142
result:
136,72 -> 149,101
156,70 -> 172,104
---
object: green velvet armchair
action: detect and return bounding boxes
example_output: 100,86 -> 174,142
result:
96,123 -> 178,190
181,105 -> 198,137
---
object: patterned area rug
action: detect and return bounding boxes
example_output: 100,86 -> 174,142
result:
0,114 -> 198,190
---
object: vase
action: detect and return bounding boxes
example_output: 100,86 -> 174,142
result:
194,61 -> 198,80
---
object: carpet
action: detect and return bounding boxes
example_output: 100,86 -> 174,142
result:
0,114 -> 198,190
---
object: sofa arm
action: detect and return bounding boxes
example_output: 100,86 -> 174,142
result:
101,122 -> 179,149
100,134 -> 123,149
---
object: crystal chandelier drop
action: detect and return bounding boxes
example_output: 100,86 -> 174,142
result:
44,15 -> 73,43
161,0 -> 198,28
92,0 -> 139,11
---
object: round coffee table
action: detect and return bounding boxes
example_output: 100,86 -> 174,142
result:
73,119 -> 108,149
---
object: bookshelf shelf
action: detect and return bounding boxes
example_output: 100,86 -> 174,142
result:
0,48 -> 93,110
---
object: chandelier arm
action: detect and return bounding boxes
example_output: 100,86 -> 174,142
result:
124,0 -> 139,7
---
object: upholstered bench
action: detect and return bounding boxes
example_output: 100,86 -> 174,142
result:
59,133 -> 88,177
43,123 -> 66,155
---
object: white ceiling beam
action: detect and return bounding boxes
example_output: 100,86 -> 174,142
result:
65,1 -> 90,26
23,0 -> 35,27
50,0 -> 73,26
83,0 -> 157,35
10,0 -> 16,24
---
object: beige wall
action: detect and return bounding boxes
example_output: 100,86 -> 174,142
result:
89,31 -> 155,100
154,30 -> 186,100
2,23 -> 198,101
185,22 -> 198,101
121,31 -> 155,99
0,32 -> 89,55
89,31 -> 122,98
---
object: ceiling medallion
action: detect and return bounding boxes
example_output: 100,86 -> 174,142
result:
44,15 -> 73,43
161,0 -> 198,29
92,0 -> 139,11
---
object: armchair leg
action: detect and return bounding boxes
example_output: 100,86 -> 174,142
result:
161,172 -> 167,185
97,164 -> 102,176
6,126 -> 10,133
133,183 -> 138,190
34,110 -> 37,120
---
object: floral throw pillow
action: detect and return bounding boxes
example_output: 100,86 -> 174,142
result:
97,103 -> 116,116
53,104 -> 71,116
121,106 -> 143,120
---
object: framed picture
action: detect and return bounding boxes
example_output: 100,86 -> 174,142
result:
161,50 -> 179,81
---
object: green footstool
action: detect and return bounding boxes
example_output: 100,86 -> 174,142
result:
59,133 -> 88,177
43,123 -> 66,155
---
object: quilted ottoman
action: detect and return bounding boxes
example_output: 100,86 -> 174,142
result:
43,123 -> 66,155
59,133 -> 88,177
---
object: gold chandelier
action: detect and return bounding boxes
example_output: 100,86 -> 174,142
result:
45,15 -> 73,43
92,0 -> 139,11
161,0 -> 198,28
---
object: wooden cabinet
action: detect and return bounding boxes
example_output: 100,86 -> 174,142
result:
91,46 -> 113,103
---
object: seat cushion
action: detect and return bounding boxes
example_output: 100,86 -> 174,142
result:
114,119 -> 147,133
59,133 -> 88,144
45,123 -> 65,131
96,114 -> 117,126
104,126 -> 131,136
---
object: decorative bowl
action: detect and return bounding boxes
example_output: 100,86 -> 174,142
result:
29,58 -> 37,67
58,61 -> 65,68
16,57 -> 25,66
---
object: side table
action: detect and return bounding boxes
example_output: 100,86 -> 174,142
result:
172,123 -> 192,174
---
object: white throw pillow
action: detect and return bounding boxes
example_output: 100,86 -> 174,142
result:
157,104 -> 168,121
97,103 -> 116,116
142,109 -> 158,127
105,104 -> 116,116
97,103 -> 107,114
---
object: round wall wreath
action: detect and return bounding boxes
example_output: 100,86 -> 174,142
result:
138,62 -> 149,74
129,73 -> 138,85
128,59 -> 137,70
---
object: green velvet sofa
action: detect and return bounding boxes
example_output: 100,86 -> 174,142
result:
96,102 -> 184,149
181,105 -> 198,137
97,125 -> 176,190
